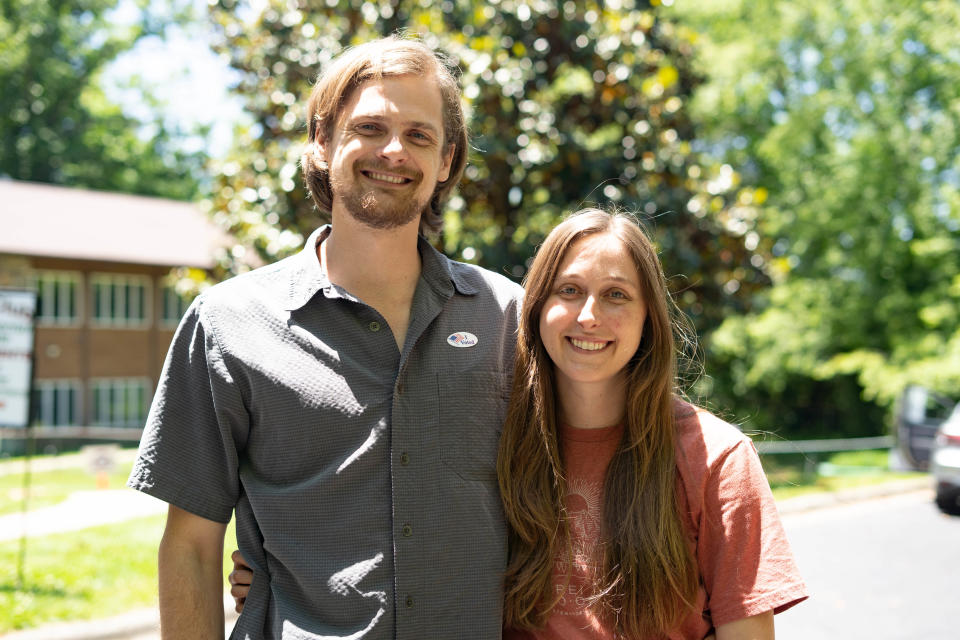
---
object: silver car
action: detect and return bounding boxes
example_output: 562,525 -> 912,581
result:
931,403 -> 960,515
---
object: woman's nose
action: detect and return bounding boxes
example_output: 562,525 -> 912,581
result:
577,296 -> 599,327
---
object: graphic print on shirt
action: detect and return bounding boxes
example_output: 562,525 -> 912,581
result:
554,476 -> 604,616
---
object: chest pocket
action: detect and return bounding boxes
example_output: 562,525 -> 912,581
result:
438,370 -> 510,481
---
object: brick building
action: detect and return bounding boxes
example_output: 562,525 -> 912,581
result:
0,180 -> 235,451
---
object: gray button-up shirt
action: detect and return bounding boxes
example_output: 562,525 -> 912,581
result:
129,226 -> 522,639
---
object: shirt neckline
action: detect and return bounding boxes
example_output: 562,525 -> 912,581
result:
560,422 -> 624,443
281,224 -> 479,311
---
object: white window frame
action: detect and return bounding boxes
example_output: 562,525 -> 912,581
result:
160,283 -> 193,328
89,377 -> 150,428
32,379 -> 83,426
33,270 -> 82,327
90,273 -> 151,328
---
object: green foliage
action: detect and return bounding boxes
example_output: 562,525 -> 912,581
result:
205,0 -> 768,331
671,0 -> 960,434
0,0 -> 204,199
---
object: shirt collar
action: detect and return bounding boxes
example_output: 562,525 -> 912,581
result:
282,225 -> 478,311
417,232 -> 479,298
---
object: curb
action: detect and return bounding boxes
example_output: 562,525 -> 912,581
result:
775,475 -> 931,514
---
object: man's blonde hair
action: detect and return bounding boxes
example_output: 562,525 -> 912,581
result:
301,35 -> 468,235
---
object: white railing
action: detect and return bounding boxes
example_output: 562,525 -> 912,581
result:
754,435 -> 894,455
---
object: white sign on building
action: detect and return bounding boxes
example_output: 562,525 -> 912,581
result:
0,289 -> 37,427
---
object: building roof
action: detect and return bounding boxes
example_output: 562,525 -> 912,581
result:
0,180 -> 234,269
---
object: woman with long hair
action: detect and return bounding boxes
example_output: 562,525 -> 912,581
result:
229,208 -> 807,638
498,208 -> 806,639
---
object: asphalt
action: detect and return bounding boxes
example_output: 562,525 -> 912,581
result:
0,463 -> 933,640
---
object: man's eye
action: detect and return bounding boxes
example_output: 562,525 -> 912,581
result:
357,124 -> 380,133
410,131 -> 431,142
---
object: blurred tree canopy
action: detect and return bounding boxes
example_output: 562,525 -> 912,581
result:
671,0 -> 960,436
204,0 -> 769,334
0,0 -> 203,199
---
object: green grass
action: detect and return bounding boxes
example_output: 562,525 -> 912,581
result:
764,448 -> 926,501
827,449 -> 890,467
0,465 -> 137,516
0,514 -> 166,632
0,512 -> 238,633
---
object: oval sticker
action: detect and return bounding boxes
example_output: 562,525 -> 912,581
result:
447,332 -> 478,348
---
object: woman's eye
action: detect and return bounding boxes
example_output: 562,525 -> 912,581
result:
558,286 -> 578,296
609,290 -> 628,299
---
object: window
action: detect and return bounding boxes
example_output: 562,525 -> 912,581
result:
34,271 -> 81,326
32,380 -> 82,426
91,274 -> 150,327
161,284 -> 194,327
90,378 -> 149,428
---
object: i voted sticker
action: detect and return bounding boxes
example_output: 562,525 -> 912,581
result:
447,332 -> 478,348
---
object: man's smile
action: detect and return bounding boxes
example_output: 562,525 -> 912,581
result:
361,169 -> 414,185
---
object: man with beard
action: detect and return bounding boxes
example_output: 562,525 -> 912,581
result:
129,36 -> 521,639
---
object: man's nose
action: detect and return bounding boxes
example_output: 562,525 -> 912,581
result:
378,134 -> 407,162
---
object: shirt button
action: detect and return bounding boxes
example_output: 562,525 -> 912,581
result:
402,524 -> 413,537
405,596 -> 414,608
368,321 -> 380,332
400,452 -> 410,465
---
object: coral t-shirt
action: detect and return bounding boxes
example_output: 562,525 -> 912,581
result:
504,404 -> 808,640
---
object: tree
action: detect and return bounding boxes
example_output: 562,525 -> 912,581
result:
204,0 -> 768,336
669,0 -> 960,436
0,0 -> 204,200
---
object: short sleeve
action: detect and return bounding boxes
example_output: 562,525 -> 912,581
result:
127,297 -> 248,523
697,438 -> 809,626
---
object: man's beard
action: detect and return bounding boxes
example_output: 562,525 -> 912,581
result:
331,164 -> 430,230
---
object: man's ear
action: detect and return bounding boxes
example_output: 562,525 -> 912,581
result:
314,136 -> 328,164
437,143 -> 455,183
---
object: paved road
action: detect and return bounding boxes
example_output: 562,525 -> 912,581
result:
0,490 -> 167,542
776,488 -> 959,640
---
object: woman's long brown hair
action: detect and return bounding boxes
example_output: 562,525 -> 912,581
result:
498,208 -> 699,637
